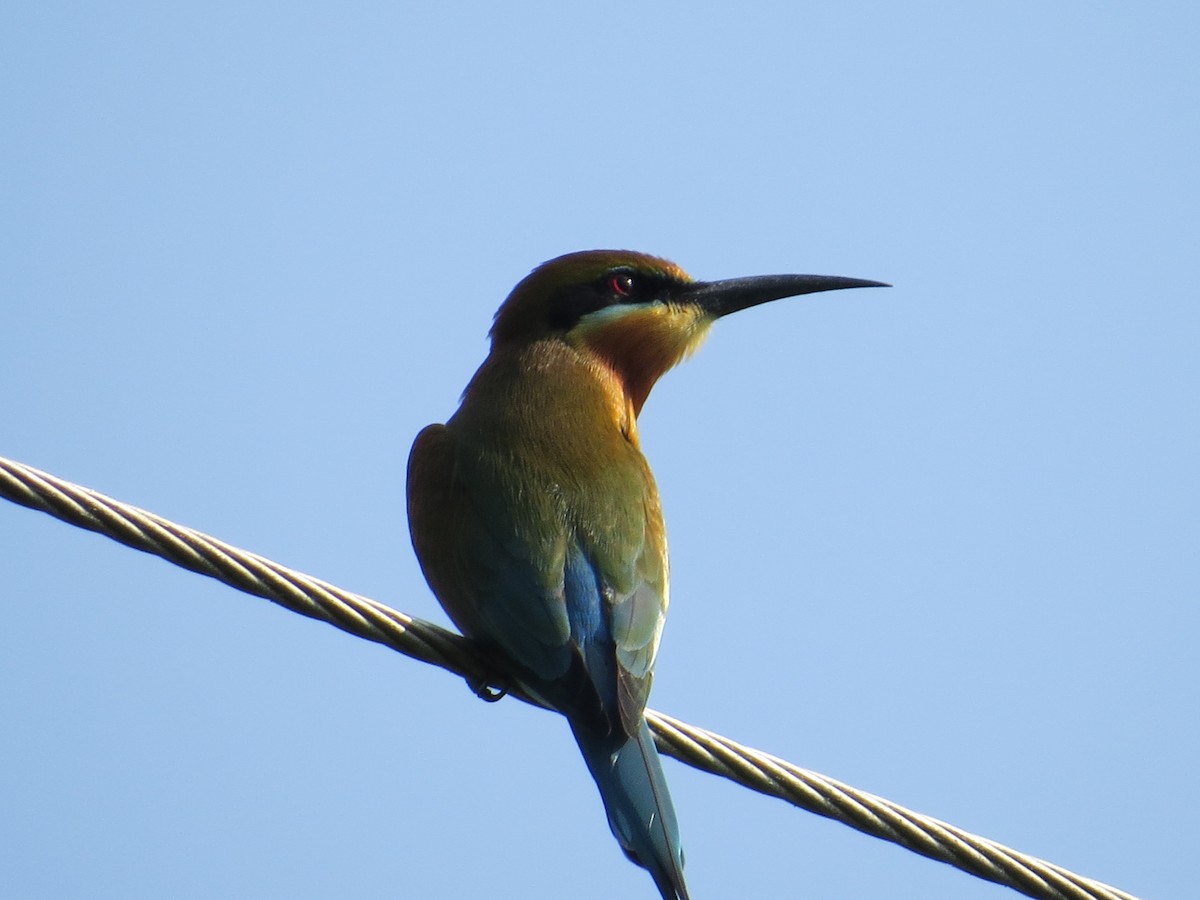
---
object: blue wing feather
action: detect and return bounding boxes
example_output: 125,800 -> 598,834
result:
408,415 -> 688,899
564,543 -> 688,900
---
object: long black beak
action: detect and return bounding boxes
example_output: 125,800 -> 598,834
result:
681,273 -> 889,318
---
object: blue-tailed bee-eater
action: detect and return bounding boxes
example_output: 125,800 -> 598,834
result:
407,250 -> 886,898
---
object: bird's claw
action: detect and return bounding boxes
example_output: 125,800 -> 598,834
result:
468,677 -> 507,703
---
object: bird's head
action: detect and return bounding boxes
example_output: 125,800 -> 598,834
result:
491,249 -> 887,414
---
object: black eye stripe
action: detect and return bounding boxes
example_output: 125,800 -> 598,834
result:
546,288 -> 612,331
547,269 -> 674,331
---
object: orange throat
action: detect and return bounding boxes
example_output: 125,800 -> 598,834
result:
570,304 -> 713,416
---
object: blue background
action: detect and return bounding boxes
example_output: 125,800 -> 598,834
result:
2,4 -> 1196,898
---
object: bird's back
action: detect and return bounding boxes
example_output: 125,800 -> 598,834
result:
408,337 -> 670,729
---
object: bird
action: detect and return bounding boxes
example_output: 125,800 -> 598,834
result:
406,250 -> 887,898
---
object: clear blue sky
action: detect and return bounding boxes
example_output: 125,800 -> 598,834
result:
2,4 -> 1196,898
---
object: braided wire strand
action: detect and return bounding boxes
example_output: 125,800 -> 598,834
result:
0,455 -> 1137,900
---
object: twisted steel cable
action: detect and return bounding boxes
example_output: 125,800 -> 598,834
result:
0,455 -> 1136,900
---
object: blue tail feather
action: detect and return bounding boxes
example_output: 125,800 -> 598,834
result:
572,717 -> 689,900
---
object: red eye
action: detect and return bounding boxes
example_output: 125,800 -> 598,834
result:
610,273 -> 635,296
